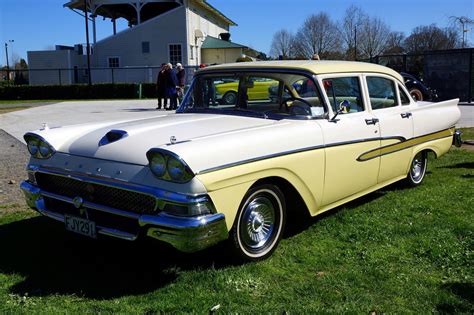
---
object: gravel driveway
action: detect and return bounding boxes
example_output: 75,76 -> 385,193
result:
0,130 -> 29,206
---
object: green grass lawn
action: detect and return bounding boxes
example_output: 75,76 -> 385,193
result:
0,148 -> 472,313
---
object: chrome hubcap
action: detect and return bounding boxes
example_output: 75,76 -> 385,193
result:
240,196 -> 276,250
411,152 -> 425,181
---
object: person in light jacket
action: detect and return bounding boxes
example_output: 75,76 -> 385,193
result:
176,63 -> 186,101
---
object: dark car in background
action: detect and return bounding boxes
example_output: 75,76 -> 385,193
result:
401,72 -> 438,102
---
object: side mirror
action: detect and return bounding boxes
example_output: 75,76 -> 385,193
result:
329,100 -> 351,122
339,100 -> 351,114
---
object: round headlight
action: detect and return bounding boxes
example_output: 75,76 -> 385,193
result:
167,156 -> 186,181
27,138 -> 39,156
38,141 -> 52,158
150,153 -> 166,177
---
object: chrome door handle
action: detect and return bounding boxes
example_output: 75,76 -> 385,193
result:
365,118 -> 379,125
400,112 -> 412,119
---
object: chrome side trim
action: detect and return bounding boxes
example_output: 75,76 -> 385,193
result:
196,136 -> 403,175
197,127 -> 454,174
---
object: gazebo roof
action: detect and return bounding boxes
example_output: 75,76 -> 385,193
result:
63,0 -> 236,26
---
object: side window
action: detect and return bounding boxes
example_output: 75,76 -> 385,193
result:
399,85 -> 411,105
108,57 -> 120,68
322,77 -> 364,114
367,77 -> 398,110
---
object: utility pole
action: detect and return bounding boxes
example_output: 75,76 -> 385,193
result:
354,27 -> 357,61
84,0 -> 92,85
4,43 -> 9,81
450,16 -> 474,48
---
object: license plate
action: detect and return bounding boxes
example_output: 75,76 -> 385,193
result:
65,215 -> 96,238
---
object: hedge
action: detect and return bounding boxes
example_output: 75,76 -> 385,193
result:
0,83 -> 158,100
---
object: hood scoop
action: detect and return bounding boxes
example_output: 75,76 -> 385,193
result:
98,130 -> 128,146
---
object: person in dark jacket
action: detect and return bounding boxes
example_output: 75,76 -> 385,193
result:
176,63 -> 186,101
164,63 -> 178,110
156,63 -> 167,109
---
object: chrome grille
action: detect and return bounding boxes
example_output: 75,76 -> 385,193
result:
35,172 -> 157,214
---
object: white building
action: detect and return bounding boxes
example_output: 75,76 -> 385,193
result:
28,0 -> 247,85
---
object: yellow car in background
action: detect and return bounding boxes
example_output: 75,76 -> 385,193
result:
215,78 -> 278,104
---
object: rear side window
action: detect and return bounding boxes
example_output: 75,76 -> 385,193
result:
322,77 -> 364,114
367,77 -> 399,110
399,85 -> 411,105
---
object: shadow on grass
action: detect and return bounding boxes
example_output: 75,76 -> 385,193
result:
437,282 -> 474,313
0,216 -> 236,299
284,181 -> 406,238
442,162 -> 474,169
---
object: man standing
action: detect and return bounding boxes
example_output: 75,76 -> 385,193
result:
175,63 -> 186,101
164,63 -> 178,110
156,63 -> 167,109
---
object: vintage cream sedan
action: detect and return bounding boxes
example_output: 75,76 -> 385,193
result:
21,61 -> 462,261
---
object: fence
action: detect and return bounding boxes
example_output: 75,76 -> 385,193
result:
1,66 -> 199,87
368,48 -> 474,103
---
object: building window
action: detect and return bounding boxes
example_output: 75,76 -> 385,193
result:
190,45 -> 194,59
169,44 -> 182,65
108,57 -> 120,68
142,41 -> 150,54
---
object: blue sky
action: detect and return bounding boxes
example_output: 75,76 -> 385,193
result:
0,0 -> 473,66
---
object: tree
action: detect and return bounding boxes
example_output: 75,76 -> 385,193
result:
269,29 -> 295,59
340,5 -> 366,60
293,12 -> 341,59
384,31 -> 405,54
358,16 -> 391,59
404,24 -> 460,53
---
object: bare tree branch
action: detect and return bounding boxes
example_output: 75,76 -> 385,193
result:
293,12 -> 341,59
269,29 -> 295,59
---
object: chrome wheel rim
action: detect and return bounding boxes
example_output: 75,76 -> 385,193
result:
410,152 -> 426,182
239,195 -> 276,251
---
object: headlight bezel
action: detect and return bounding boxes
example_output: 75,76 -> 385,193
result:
24,133 -> 56,159
146,148 -> 194,183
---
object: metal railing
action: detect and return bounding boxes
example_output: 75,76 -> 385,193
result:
1,66 -> 199,87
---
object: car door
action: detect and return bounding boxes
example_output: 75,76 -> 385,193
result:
364,75 -> 414,184
317,74 -> 381,207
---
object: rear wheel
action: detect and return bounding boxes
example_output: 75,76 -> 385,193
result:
230,184 -> 286,261
405,151 -> 428,186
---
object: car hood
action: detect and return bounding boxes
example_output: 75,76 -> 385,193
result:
31,113 -> 325,174
32,113 -> 276,164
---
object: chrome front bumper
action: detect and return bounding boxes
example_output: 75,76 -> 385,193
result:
20,180 -> 228,253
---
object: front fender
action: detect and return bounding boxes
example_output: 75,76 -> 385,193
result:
196,149 -> 325,230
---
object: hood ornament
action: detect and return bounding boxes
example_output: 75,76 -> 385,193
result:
170,136 -> 177,144
41,123 -> 49,131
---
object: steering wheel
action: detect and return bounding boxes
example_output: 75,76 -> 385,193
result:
281,97 -> 312,116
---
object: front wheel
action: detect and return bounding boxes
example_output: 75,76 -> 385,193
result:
405,151 -> 428,186
230,184 -> 286,261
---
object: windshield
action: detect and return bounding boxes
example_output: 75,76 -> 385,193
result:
177,71 -> 326,119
